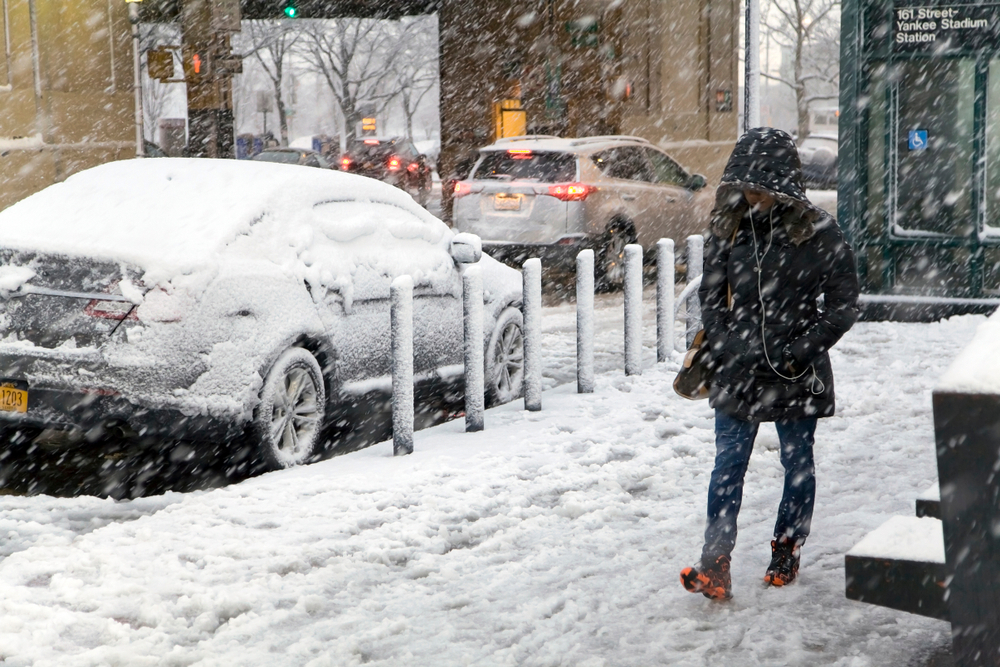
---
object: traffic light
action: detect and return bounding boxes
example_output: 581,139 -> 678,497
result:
282,1 -> 298,18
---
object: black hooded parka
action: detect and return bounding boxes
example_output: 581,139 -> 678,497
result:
697,128 -> 860,422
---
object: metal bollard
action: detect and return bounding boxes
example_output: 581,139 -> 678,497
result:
390,276 -> 414,456
522,258 -> 542,411
576,249 -> 595,393
624,243 -> 643,376
685,235 -> 704,347
463,265 -> 485,432
656,238 -> 675,363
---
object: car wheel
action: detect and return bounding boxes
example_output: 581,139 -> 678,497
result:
486,307 -> 524,407
597,221 -> 635,291
251,347 -> 326,470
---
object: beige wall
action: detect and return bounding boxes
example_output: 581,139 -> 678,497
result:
0,0 -> 136,211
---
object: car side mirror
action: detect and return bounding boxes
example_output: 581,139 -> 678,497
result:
451,232 -> 482,264
688,174 -> 707,191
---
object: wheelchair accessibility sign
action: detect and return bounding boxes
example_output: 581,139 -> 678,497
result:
908,129 -> 928,151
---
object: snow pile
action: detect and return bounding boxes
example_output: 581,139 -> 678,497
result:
847,515 -> 945,563
937,309 -> 1000,393
0,159 -> 446,289
0,313 -> 979,666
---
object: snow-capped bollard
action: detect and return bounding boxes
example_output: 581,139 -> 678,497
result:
656,238 -> 675,363
685,234 -> 704,347
463,265 -> 485,432
624,243 -> 643,377
522,258 -> 542,412
576,249 -> 595,394
390,275 -> 414,456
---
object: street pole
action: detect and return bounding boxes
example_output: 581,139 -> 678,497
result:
128,0 -> 145,157
744,0 -> 761,132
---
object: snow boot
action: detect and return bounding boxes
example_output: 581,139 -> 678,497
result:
764,539 -> 800,586
680,554 -> 732,600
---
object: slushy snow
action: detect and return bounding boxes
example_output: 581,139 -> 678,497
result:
0,293 -> 972,666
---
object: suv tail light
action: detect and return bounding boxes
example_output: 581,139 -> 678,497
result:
454,181 -> 473,197
387,156 -> 401,171
547,183 -> 594,201
340,156 -> 352,170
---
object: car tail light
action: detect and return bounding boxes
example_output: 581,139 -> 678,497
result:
85,299 -> 137,320
547,183 -> 594,201
340,156 -> 352,170
407,162 -> 419,172
387,156 -> 401,171
363,138 -> 380,145
508,148 -> 532,159
454,181 -> 473,197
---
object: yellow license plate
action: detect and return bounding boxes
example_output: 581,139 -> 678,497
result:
0,383 -> 27,413
494,193 -> 522,211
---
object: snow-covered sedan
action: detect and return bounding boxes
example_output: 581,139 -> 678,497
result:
0,159 -> 524,471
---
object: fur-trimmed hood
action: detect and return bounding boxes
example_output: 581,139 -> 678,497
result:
710,127 -> 827,246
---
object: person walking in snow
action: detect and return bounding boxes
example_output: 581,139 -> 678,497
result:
680,128 -> 860,600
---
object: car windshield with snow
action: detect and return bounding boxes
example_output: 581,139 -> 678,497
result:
451,136 -> 715,288
0,159 -> 523,474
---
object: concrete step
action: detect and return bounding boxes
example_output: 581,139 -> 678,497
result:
916,482 -> 941,519
845,515 -> 948,621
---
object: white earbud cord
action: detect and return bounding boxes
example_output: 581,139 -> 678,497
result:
749,206 -> 825,394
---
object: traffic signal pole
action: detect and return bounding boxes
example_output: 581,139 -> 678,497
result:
181,0 -> 241,158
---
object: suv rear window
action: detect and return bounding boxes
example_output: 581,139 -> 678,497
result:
472,151 -> 577,182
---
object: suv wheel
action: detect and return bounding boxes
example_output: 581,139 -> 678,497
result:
597,222 -> 636,291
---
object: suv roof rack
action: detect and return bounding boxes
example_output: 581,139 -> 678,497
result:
569,135 -> 652,146
491,135 -> 561,145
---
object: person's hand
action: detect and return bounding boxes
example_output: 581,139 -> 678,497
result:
781,347 -> 801,376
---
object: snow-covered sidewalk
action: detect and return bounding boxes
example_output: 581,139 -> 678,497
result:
0,316 -> 981,666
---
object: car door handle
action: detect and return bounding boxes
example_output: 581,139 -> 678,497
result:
622,194 -> 637,201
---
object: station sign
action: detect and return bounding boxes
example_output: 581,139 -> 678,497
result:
893,4 -> 1000,52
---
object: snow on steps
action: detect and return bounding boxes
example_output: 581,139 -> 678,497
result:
845,503 -> 949,621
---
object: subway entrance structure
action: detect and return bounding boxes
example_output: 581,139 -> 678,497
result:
840,0 -> 1000,317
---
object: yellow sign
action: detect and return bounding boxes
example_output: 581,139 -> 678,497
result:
362,117 -> 377,131
494,99 -> 526,140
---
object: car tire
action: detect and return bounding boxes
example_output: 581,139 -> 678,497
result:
251,347 -> 326,470
597,221 -> 636,291
485,306 -> 525,408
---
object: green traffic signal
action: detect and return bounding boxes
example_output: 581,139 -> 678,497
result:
283,4 -> 297,17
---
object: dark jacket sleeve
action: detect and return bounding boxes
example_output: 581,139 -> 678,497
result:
785,220 -> 860,368
697,231 -> 734,359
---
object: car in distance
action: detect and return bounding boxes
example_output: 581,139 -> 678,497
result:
252,147 -> 332,169
339,137 -> 433,207
798,133 -> 838,189
451,135 -> 714,287
0,159 -> 523,476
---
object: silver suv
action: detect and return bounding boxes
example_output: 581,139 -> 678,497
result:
452,135 -> 714,286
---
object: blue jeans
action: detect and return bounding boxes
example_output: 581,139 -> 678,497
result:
703,411 -> 817,561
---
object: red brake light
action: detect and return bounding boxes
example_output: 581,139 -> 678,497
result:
340,156 -> 351,169
507,148 -> 532,160
85,299 -> 137,320
547,183 -> 594,201
454,181 -> 473,197
407,162 -> 419,172
387,156 -> 401,171
363,139 -> 380,145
